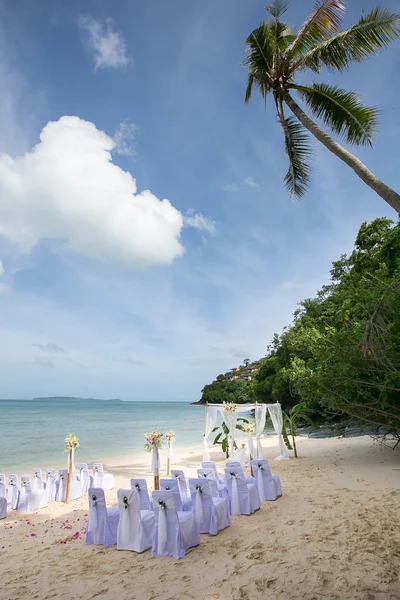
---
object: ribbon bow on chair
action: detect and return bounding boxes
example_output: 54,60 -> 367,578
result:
151,496 -> 176,555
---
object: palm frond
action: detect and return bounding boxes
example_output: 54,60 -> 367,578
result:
244,22 -> 275,103
293,7 -> 400,72
292,83 -> 379,146
265,0 -> 289,19
281,116 -> 313,197
286,0 -> 345,59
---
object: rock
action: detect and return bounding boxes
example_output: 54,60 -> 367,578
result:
308,428 -> 337,439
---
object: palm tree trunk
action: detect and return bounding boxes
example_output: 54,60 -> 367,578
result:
282,91 -> 400,214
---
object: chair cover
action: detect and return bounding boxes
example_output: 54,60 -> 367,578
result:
188,478 -> 231,535
17,476 -> 47,512
170,470 -> 192,505
151,490 -> 200,560
33,468 -> 45,490
45,468 -> 57,502
251,459 -> 282,499
117,488 -> 155,552
226,464 -> 255,485
7,474 -> 19,509
224,469 -> 260,516
0,496 -> 6,520
33,468 -> 48,508
130,479 -> 152,511
79,463 -> 92,494
197,468 -> 226,499
93,463 -> 114,492
85,488 -> 120,548
55,469 -> 67,502
0,474 -> 6,499
160,479 -> 191,512
201,462 -> 226,485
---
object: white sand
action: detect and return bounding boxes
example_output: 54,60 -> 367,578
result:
1,435 -> 399,600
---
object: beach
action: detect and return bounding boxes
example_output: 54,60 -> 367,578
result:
1,434 -> 399,600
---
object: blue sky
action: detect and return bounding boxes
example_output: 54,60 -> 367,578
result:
0,0 -> 398,401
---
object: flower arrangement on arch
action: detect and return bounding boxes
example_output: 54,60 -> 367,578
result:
144,429 -> 164,452
64,433 -> 80,453
223,401 -> 237,414
242,421 -> 255,434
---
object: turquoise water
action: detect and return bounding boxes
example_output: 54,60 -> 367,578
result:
0,399 -> 204,473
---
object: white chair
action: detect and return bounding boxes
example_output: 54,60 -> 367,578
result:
45,468 -> 57,502
130,479 -> 152,511
117,488 -> 155,552
170,470 -> 192,504
79,463 -> 92,494
7,474 -> 19,509
17,475 -> 47,512
55,469 -> 67,502
225,469 -> 260,516
252,459 -> 282,498
85,488 -> 119,548
197,468 -> 226,499
201,461 -> 226,485
160,478 -> 191,512
33,468 -> 48,509
189,478 -> 231,535
251,460 -> 281,501
151,490 -> 200,560
0,474 -> 7,499
92,463 -> 114,492
0,496 -> 6,519
226,463 -> 254,484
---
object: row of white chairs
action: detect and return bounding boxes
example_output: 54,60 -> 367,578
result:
0,463 -> 114,517
85,459 -> 282,559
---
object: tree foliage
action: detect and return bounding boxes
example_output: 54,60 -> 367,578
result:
200,379 -> 251,404
252,217 -> 400,431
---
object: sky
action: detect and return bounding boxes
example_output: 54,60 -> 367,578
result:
0,0 -> 399,401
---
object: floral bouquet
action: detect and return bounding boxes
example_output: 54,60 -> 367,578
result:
64,433 -> 80,452
223,401 -> 237,414
165,430 -> 175,444
243,421 -> 255,434
144,430 -> 164,453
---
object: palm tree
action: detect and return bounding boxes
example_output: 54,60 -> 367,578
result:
244,0 -> 400,213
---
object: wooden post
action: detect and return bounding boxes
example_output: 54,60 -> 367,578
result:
167,457 -> 171,476
154,475 -> 160,490
65,449 -> 72,504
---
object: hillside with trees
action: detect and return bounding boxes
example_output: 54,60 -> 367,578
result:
199,218 -> 400,435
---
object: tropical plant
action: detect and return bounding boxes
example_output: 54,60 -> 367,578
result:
244,0 -> 400,213
282,403 -> 316,457
212,418 -> 249,457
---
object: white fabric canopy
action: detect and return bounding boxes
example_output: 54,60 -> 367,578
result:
203,402 -> 287,461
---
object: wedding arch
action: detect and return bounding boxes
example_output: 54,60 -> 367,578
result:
203,402 -> 288,462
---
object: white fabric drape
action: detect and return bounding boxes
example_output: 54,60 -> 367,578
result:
247,433 -> 254,459
257,465 -> 265,500
151,496 -> 176,554
255,405 -> 267,459
230,475 -> 240,516
268,403 -> 288,460
168,441 -> 173,460
203,406 -> 219,461
151,448 -> 160,475
219,411 -> 237,458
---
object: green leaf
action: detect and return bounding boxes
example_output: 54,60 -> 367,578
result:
244,23 -> 275,103
213,433 -> 222,445
292,83 -> 378,147
286,0 -> 345,60
281,116 -> 313,198
294,7 -> 400,72
282,421 -> 293,450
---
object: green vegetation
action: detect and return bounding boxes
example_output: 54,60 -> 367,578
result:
244,1 -> 400,212
212,418 -> 249,458
282,403 -> 317,457
200,218 -> 400,437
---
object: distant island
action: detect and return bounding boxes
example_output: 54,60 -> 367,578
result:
32,396 -> 122,402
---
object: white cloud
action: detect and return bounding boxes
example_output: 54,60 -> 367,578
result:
0,259 -> 4,277
183,210 -> 216,234
223,176 -> 260,193
281,280 -> 304,290
243,176 -> 260,189
223,182 -> 241,193
78,16 -> 129,70
0,115 -> 213,267
33,343 -> 65,354
113,120 -> 137,157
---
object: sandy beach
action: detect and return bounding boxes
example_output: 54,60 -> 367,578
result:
1,434 -> 399,600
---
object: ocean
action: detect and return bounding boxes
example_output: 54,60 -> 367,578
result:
0,399 -> 205,473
